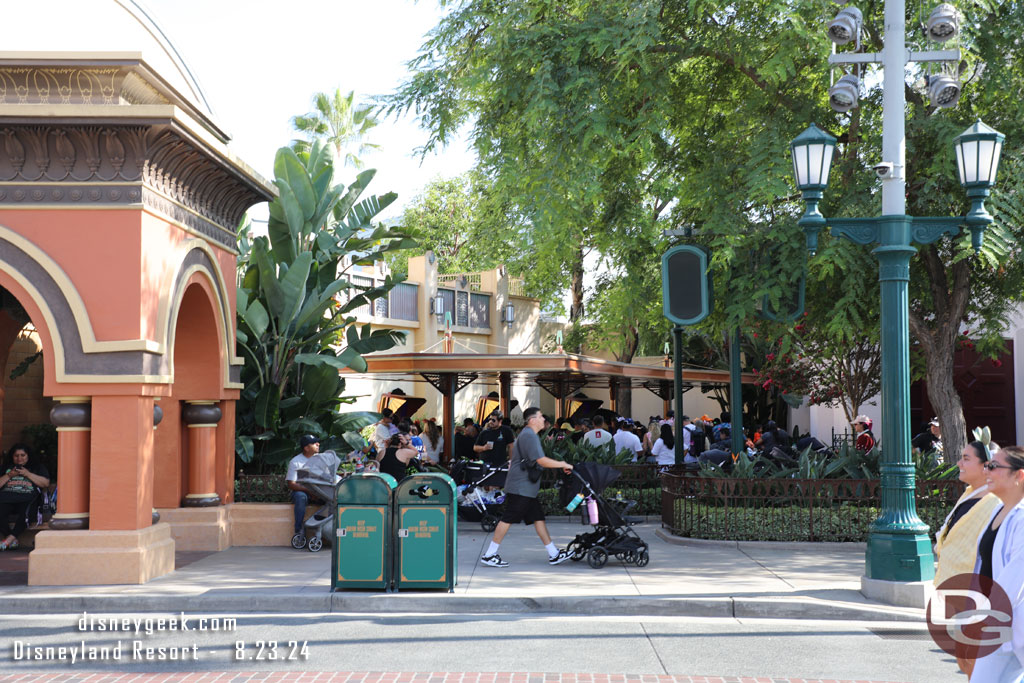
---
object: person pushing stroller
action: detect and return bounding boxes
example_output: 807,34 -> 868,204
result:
479,407 -> 575,568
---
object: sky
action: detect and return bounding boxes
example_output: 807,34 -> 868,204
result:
146,0 -> 476,222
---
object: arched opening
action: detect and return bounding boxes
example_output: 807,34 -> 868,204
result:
0,286 -> 54,583
153,279 -> 225,509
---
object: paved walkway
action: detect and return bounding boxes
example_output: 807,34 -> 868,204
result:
0,522 -> 923,622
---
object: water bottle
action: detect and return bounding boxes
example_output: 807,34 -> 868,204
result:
587,497 -> 599,524
565,492 -> 585,512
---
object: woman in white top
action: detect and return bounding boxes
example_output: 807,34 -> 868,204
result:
651,423 -> 676,466
968,445 -> 1024,682
421,420 -> 443,465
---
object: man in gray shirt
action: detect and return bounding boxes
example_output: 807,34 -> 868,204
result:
480,407 -> 574,567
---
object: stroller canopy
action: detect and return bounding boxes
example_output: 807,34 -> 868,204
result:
560,462 -> 621,506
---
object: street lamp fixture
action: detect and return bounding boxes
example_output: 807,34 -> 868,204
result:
790,123 -> 837,254
828,6 -> 863,44
954,119 -> 1006,251
502,303 -> 515,325
829,74 -> 861,112
926,3 -> 960,42
927,73 -> 962,108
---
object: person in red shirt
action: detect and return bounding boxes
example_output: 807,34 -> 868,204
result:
852,415 -> 876,452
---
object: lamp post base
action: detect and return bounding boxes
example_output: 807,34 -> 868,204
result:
861,574 -> 934,609
865,530 -> 936,583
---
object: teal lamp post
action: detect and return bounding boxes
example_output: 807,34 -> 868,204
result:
790,119 -> 1004,592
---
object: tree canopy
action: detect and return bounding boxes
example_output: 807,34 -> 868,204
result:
388,0 -> 1024,455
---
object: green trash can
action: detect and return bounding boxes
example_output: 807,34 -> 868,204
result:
393,472 -> 458,592
332,472 -> 397,591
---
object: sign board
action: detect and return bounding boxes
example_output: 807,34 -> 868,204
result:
760,273 -> 806,322
661,245 -> 712,326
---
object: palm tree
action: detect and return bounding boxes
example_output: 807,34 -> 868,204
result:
291,89 -> 380,169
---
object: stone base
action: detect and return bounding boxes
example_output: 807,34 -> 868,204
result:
157,506 -> 230,551
861,575 -> 934,609
29,523 -> 175,585
227,503 -> 313,547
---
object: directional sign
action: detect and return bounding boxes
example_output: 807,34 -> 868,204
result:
661,245 -> 712,326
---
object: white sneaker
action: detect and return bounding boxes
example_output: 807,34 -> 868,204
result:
548,549 -> 572,565
480,554 -> 509,567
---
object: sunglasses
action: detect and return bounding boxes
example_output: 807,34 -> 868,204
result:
983,462 -> 1019,472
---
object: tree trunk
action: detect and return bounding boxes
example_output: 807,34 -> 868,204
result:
569,245 -> 585,323
908,248 -> 972,464
922,338 -> 967,465
613,325 -> 640,418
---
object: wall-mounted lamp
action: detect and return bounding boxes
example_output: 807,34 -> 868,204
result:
502,303 -> 515,325
431,294 -> 445,321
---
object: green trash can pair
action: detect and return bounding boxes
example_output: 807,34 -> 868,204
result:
331,471 -> 457,592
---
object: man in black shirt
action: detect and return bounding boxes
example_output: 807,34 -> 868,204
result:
474,411 -> 516,467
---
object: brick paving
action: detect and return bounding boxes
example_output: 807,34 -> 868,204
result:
0,673 -> 909,683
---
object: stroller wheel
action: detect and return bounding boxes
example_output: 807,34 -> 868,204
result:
291,533 -> 307,550
635,550 -> 650,567
587,547 -> 609,569
307,536 -> 323,552
567,540 -> 585,561
480,513 -> 499,533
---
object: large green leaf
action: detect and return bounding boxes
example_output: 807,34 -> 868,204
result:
294,348 -> 367,373
267,216 -> 297,264
274,147 -> 316,221
275,251 -> 313,329
302,362 -> 342,405
254,382 -> 280,429
235,435 -> 255,463
242,300 -> 270,338
274,179 -> 304,239
334,411 -> 380,432
252,239 -> 287,320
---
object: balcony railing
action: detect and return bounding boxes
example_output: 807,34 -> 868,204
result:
508,277 -> 527,298
343,276 -> 418,322
437,273 -> 483,292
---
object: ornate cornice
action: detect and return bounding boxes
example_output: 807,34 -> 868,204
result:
0,123 -> 265,249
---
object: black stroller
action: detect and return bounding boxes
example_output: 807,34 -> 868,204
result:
561,462 -> 650,568
449,459 -> 507,532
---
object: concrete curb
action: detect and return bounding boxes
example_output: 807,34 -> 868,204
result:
654,527 -> 868,551
0,592 -> 924,622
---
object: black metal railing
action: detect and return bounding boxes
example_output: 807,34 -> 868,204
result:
661,474 -> 965,542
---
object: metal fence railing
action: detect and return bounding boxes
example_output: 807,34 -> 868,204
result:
660,475 -> 965,542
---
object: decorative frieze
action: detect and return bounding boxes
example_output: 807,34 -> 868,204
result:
0,124 -> 263,249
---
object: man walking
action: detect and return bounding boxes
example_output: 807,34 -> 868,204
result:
480,407 -> 575,567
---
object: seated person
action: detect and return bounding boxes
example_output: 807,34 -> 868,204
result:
286,435 -> 341,539
474,411 -> 515,467
0,442 -> 50,550
699,449 -> 731,468
710,428 -> 732,453
379,432 -> 420,481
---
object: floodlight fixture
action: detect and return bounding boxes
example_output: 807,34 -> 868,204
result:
829,74 -> 861,112
926,4 -> 960,42
828,6 -> 863,45
927,73 -> 962,108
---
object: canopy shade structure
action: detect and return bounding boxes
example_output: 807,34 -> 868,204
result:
344,353 -> 757,462
377,392 -> 427,421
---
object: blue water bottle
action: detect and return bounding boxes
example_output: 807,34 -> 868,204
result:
565,492 -> 585,512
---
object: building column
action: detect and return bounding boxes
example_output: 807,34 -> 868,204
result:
49,397 -> 91,531
181,400 -> 222,507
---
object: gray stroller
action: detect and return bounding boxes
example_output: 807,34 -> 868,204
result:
290,450 -> 343,553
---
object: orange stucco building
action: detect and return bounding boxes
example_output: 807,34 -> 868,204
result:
0,1 -> 274,583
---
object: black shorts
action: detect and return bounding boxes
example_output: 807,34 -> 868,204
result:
500,493 -> 545,525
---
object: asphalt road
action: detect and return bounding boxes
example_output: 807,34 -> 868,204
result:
0,612 -> 960,682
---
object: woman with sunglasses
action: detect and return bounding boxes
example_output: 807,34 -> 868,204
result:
968,445 -> 1024,682
933,438 -> 1001,675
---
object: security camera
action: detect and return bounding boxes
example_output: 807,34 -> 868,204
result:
873,162 -> 894,178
